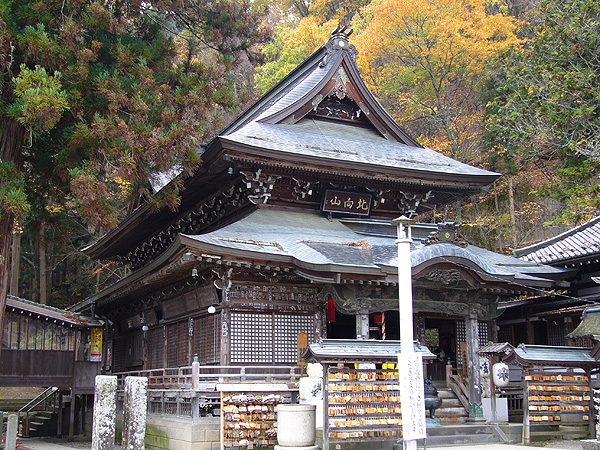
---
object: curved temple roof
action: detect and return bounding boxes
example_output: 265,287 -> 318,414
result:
179,208 -> 567,287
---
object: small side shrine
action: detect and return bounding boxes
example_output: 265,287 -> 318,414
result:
302,339 -> 434,449
1,295 -> 103,438
502,344 -> 599,443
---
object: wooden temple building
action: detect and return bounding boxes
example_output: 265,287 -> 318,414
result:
505,216 -> 600,347
71,29 -> 571,422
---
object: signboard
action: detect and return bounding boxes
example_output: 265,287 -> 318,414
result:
322,189 -> 372,216
297,332 -> 308,367
90,328 -> 103,362
398,352 -> 426,440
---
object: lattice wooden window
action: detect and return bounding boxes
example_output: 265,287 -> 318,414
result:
231,313 -> 272,364
497,326 -> 514,345
274,314 -> 314,364
166,321 -> 188,367
547,320 -> 566,346
456,320 -> 466,370
479,321 -> 489,344
112,336 -> 127,372
193,315 -> 220,364
147,326 -> 165,369
231,312 -> 315,364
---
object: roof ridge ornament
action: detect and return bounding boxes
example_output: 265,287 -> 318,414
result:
425,222 -> 469,248
320,25 -> 358,67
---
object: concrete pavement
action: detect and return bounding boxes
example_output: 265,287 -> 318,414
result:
16,437 -> 584,450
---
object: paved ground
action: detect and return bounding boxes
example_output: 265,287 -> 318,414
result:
17,437 -> 122,450
14,437 -> 586,450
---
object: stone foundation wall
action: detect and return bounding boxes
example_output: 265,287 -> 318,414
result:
114,415 -> 220,450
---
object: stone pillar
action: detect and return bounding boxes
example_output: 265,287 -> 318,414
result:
122,376 -> 148,450
465,315 -> 483,419
355,313 -> 369,340
92,375 -> 117,450
5,414 -> 18,450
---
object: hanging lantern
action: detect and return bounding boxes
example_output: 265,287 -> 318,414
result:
327,298 -> 336,323
492,362 -> 510,387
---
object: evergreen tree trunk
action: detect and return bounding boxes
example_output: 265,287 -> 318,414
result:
0,121 -> 26,359
508,175 -> 518,248
39,223 -> 48,305
10,228 -> 21,296
493,181 -> 504,251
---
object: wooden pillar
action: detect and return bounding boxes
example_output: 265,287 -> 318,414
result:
188,318 -> 193,364
220,308 -> 231,365
79,394 -> 85,435
466,314 -> 483,419
68,390 -> 75,441
526,319 -> 535,344
57,392 -> 63,438
323,363 -> 330,450
588,369 -> 595,439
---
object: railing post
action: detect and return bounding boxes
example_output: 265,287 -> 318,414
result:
192,393 -> 200,421
446,364 -> 452,388
192,355 -> 199,391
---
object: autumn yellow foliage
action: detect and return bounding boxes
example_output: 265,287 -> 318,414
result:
351,0 -> 521,160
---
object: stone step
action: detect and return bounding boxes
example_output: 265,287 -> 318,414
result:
438,416 -> 468,425
426,424 -> 494,436
421,432 -> 500,447
439,398 -> 464,408
438,389 -> 458,398
434,407 -> 469,418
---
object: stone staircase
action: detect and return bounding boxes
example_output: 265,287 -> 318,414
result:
27,411 -> 57,437
417,423 -> 502,447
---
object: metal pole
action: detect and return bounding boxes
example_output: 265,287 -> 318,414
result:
392,216 -> 425,450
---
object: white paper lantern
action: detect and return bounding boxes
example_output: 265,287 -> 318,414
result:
492,362 -> 510,387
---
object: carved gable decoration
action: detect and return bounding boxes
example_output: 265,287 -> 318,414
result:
312,94 -> 367,124
425,222 -> 468,248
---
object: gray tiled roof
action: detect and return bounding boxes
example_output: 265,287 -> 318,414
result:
182,208 -> 567,285
222,120 -> 495,177
303,339 -> 435,363
503,344 -> 596,368
514,217 -> 600,265
218,36 -> 499,182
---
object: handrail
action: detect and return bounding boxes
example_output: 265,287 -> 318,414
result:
114,365 -> 302,390
18,386 -> 59,437
446,365 -> 469,411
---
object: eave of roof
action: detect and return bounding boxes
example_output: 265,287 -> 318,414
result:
514,216 -> 600,265
302,339 -> 435,364
502,344 -> 597,368
7,295 -> 102,327
73,208 -> 571,313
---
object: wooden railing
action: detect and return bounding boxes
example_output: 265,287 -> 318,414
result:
114,365 -> 303,390
112,365 -> 301,419
446,365 -> 469,411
